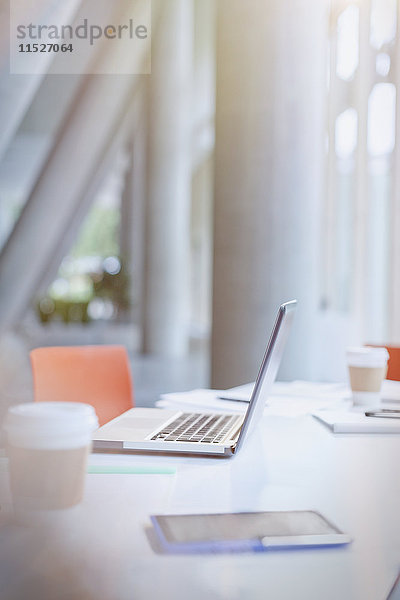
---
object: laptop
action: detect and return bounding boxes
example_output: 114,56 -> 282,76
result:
93,300 -> 297,457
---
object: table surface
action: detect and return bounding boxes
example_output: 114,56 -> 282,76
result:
1,412 -> 400,600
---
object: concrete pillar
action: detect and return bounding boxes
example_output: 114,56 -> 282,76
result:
353,0 -> 373,343
142,0 -> 193,356
391,2 -> 400,343
191,156 -> 213,338
189,0 -> 216,339
211,0 -> 329,388
120,86 -> 147,327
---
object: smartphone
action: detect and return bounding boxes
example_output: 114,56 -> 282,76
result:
150,510 -> 352,554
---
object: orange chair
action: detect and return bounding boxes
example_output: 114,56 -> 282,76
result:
366,345 -> 400,381
30,345 -> 134,427
383,346 -> 400,381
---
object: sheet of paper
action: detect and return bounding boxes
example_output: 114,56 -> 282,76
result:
157,389 -> 247,414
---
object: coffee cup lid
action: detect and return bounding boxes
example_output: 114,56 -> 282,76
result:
346,346 -> 389,367
4,402 -> 99,449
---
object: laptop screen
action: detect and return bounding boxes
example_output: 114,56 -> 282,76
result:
234,300 -> 297,453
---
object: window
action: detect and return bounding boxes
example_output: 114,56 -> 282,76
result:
325,0 -> 400,343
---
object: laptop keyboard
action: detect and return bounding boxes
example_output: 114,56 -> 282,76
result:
150,413 -> 241,444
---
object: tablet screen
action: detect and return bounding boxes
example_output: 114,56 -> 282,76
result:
154,510 -> 342,544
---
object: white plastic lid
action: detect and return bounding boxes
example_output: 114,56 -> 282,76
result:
4,402 -> 99,449
346,346 -> 389,368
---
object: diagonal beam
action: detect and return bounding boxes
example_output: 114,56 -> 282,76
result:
0,0 -> 151,333
0,0 -> 81,162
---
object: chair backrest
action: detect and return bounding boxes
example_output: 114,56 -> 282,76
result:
384,346 -> 400,381
30,345 -> 134,427
366,345 -> 400,381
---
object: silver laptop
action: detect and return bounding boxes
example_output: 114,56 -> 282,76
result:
93,300 -> 297,457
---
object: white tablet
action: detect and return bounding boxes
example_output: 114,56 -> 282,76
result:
151,510 -> 352,554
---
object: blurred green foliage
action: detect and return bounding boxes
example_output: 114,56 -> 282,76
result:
71,207 -> 120,258
36,204 -> 131,324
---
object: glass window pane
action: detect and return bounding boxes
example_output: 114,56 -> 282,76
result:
370,0 -> 397,50
37,153 -> 126,326
335,108 -> 358,159
336,5 -> 359,81
367,83 -> 396,156
376,52 -> 391,77
0,133 -> 51,249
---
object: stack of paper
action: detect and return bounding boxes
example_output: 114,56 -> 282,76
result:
156,380 -> 400,424
312,410 -> 400,433
220,381 -> 352,403
381,379 -> 400,402
156,381 -> 354,418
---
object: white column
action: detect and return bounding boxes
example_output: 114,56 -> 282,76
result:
120,86 -> 147,326
353,0 -> 373,343
142,0 -> 193,356
390,3 -> 400,343
189,0 -> 216,338
211,0 -> 329,388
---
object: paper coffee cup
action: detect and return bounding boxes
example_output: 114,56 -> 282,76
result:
346,347 -> 389,406
4,402 -> 98,513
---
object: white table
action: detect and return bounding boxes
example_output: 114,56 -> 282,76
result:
1,413 -> 400,600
